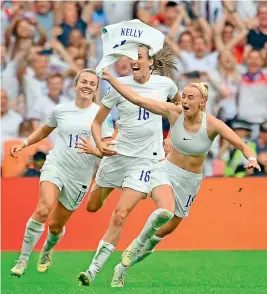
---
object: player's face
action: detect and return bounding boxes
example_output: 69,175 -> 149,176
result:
131,46 -> 153,82
75,72 -> 98,100
181,86 -> 205,116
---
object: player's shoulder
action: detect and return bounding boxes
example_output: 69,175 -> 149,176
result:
151,75 -> 174,84
117,75 -> 135,85
53,101 -> 74,113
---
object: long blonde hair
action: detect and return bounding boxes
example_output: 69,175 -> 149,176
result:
189,82 -> 208,111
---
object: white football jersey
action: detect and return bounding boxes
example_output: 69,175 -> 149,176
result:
45,101 -> 114,181
102,75 -> 178,160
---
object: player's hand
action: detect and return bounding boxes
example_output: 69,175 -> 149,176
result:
102,68 -> 113,82
245,159 -> 261,171
163,137 -> 171,155
76,136 -> 96,154
97,141 -> 117,157
10,142 -> 27,158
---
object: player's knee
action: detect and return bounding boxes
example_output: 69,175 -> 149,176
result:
34,207 -> 51,222
112,208 -> 130,227
86,201 -> 101,213
49,221 -> 64,235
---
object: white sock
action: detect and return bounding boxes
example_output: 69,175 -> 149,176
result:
88,239 -> 115,279
20,217 -> 45,260
136,235 -> 164,263
42,227 -> 66,252
136,208 -> 174,245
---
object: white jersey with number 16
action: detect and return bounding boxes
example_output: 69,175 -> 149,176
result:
102,75 -> 178,160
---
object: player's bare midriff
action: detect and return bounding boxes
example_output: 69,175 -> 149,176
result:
167,148 -> 206,174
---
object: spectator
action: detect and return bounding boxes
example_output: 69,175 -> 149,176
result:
68,29 -> 88,58
5,14 -> 46,60
28,73 -> 67,129
254,121 -> 267,154
1,89 -> 23,140
21,53 -> 50,115
18,119 -> 35,138
103,1 -> 134,25
196,0 -> 223,25
247,4 -> 267,51
209,50 -> 241,122
237,49 -> 267,136
34,1 -> 55,40
57,2 -> 92,47
156,1 -> 186,41
222,119 -> 256,178
18,151 -> 47,178
213,1 -> 248,64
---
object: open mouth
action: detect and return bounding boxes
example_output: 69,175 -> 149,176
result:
132,66 -> 140,73
183,106 -> 189,110
81,89 -> 91,94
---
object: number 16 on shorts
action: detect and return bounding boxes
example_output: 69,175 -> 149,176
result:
139,170 -> 151,182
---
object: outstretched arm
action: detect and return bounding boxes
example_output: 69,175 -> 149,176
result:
10,125 -> 55,158
209,116 -> 260,171
102,69 -> 176,119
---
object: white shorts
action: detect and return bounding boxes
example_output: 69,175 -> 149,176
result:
40,162 -> 91,211
95,154 -> 158,194
150,159 -> 202,218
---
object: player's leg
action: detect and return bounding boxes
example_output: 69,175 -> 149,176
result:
121,185 -> 175,267
37,201 -> 74,272
11,181 -> 60,277
135,214 -> 182,263
86,183 -> 113,212
78,188 -> 145,286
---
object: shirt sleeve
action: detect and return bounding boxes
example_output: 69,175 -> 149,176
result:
46,106 -> 58,128
101,114 -> 114,139
101,85 -> 120,109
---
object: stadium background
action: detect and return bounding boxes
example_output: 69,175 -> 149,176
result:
1,0 -> 267,293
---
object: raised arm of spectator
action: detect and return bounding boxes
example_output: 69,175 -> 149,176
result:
53,1 -> 63,26
168,4 -> 185,40
213,15 -> 227,52
165,36 -> 181,57
81,2 -> 95,24
35,21 -> 47,46
222,2 -> 248,51
50,39 -> 80,73
192,4 -> 212,49
4,15 -> 20,49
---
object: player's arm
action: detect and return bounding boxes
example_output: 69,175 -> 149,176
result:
102,69 -> 176,119
10,125 -> 55,158
92,105 -> 117,156
209,115 -> 261,171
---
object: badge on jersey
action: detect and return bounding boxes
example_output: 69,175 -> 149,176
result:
79,130 -> 91,141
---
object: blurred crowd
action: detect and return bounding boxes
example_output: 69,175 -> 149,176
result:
1,0 -> 267,178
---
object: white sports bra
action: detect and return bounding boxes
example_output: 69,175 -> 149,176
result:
171,112 -> 213,156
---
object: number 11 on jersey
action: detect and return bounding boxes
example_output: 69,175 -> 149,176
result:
68,134 -> 79,147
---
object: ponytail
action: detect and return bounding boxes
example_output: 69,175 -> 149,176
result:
151,44 -> 178,78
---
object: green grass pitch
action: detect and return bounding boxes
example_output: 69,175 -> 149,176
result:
1,251 -> 267,294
